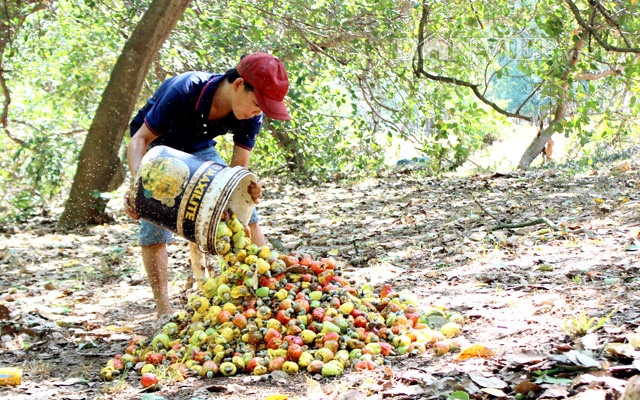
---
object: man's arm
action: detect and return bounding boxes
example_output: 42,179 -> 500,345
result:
128,124 -> 159,175
124,125 -> 159,219
230,145 -> 263,204
229,145 -> 251,168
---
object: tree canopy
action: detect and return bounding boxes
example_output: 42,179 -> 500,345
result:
0,0 -> 637,224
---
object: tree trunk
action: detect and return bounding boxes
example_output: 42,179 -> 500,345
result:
0,1 -> 46,146
517,103 -> 567,169
518,34 -> 586,169
265,121 -> 306,173
57,0 -> 192,230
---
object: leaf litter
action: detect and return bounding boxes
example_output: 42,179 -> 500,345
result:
0,165 -> 639,399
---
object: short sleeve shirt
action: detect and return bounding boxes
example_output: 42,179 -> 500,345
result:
129,72 -> 262,152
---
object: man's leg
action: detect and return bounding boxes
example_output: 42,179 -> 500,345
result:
249,222 -> 266,247
139,220 -> 174,317
189,241 -> 207,288
141,244 -> 173,317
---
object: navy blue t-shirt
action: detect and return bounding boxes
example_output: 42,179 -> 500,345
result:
129,72 -> 262,152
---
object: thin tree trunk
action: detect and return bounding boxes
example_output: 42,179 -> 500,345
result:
517,103 -> 568,169
57,0 -> 191,230
518,35 -> 586,169
264,120 -> 306,173
0,54 -> 23,146
0,1 -> 46,146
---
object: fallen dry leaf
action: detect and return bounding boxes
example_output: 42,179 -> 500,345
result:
578,374 -> 627,392
539,384 -> 570,398
514,382 -> 542,394
457,345 -> 496,360
469,372 -> 507,389
563,350 -> 601,368
627,333 -> 640,349
506,351 -> 546,365
270,370 -> 291,384
334,389 -> 367,400
611,160 -> 631,173
622,375 -> 640,400
481,388 -> 507,397
572,389 -> 606,400
0,304 -> 9,320
382,385 -> 425,396
398,369 -> 436,385
205,385 -> 229,393
305,375 -> 324,400
605,343 -> 636,358
104,325 -> 135,333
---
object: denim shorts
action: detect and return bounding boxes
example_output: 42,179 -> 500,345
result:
138,146 -> 259,247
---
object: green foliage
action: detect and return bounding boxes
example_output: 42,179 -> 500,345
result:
448,391 -> 470,400
0,0 -> 144,222
12,0 -> 139,122
0,130 -> 79,223
156,0 -> 417,180
416,0 -> 640,167
558,134 -> 640,172
567,308 -> 616,337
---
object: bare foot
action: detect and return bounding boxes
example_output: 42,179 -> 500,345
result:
153,312 -> 174,333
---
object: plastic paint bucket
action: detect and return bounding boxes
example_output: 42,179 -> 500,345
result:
131,145 -> 256,255
0,367 -> 21,385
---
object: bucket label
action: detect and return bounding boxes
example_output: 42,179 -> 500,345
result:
134,145 -> 254,252
139,157 -> 190,207
184,167 -> 218,221
179,163 -> 224,241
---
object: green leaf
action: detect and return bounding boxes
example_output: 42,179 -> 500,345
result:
536,375 -> 573,384
77,341 -> 96,351
140,395 -> 167,400
449,391 -> 470,400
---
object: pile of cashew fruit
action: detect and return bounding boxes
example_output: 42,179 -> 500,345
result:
101,214 -> 465,388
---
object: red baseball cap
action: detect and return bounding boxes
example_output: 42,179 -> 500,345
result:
237,52 -> 291,121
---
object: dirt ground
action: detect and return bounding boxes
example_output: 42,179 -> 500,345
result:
0,161 -> 639,400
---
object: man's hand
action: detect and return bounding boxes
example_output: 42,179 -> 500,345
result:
248,181 -> 264,204
123,188 -> 140,220
125,125 -> 157,221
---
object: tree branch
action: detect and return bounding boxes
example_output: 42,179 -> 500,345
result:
414,66 -> 534,122
474,194 -> 595,236
414,3 -> 533,122
576,67 -> 622,81
0,70 -> 23,146
356,76 -> 399,129
292,23 -> 347,66
472,195 -> 504,224
518,33 -> 587,169
414,2 -> 429,76
0,0 -> 47,147
591,0 -> 633,48
564,0 -> 640,53
467,0 -> 485,30
357,72 -> 401,113
490,217 -> 559,231
10,119 -> 86,137
515,80 -> 544,115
